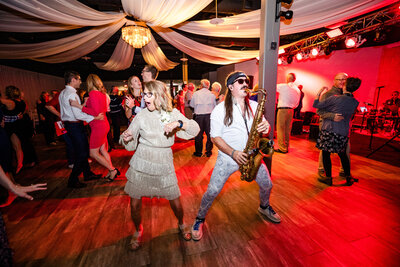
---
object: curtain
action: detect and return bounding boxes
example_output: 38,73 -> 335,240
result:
0,19 -> 127,63
173,0 -> 398,37
0,0 -> 125,27
153,27 -> 259,65
95,37 -> 135,71
121,0 -> 213,27
0,0 -> 397,69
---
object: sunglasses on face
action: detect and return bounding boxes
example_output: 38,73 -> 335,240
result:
143,92 -> 153,98
234,78 -> 250,85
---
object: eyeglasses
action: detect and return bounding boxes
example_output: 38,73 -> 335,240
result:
143,92 -> 153,98
335,78 -> 347,81
234,78 -> 250,85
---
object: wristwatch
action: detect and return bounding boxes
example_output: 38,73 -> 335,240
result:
177,120 -> 183,128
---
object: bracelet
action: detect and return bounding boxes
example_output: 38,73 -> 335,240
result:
177,120 -> 183,128
231,149 -> 236,158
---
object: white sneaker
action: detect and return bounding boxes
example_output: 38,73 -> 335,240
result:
258,206 -> 281,223
191,218 -> 205,241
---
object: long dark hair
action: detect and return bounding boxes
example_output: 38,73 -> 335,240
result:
223,86 -> 251,126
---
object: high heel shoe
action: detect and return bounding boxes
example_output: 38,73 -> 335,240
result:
106,168 -> 120,182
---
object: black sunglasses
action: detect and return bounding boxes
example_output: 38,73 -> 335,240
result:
234,78 -> 250,85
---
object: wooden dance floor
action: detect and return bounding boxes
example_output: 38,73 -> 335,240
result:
3,135 -> 400,266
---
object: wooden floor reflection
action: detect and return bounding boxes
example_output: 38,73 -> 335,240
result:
3,135 -> 400,266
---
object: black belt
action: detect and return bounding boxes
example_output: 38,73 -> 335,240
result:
63,121 -> 81,124
278,107 -> 294,109
195,113 -> 211,116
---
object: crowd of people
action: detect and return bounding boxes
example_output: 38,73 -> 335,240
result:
1,65 -> 368,257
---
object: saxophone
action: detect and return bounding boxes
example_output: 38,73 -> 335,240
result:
239,88 -> 274,182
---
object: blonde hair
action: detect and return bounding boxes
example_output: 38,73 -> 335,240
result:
144,80 -> 173,112
86,74 -> 104,93
211,82 -> 221,93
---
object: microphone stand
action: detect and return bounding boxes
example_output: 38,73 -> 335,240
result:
374,86 -> 384,110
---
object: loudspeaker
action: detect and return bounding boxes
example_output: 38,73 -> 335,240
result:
309,123 -> 320,140
291,119 -> 303,135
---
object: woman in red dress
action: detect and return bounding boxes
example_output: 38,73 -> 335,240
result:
70,74 -> 119,180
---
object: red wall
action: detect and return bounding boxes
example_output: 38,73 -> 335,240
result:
276,41 -> 400,112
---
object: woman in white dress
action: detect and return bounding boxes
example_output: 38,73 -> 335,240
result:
121,80 -> 200,250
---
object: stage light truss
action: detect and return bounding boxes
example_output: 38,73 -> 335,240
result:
279,3 -> 400,59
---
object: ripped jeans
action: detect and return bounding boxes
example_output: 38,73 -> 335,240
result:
196,153 -> 273,219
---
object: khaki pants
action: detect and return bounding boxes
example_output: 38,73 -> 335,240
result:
277,108 -> 294,152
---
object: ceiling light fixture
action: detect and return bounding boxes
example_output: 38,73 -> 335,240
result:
210,0 -> 224,25
311,47 -> 319,57
326,28 -> 343,38
121,23 -> 151,49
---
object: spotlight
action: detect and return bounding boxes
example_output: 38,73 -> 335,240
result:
278,48 -> 285,54
277,10 -> 293,20
323,44 -> 332,56
374,28 -> 386,42
326,28 -> 343,38
311,47 -> 319,57
278,58 -> 282,65
287,55 -> 293,64
345,36 -> 357,48
296,52 -> 303,61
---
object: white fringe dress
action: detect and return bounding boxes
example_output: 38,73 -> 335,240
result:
122,108 -> 199,200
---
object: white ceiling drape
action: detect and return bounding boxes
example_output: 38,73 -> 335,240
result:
94,37 -> 135,71
121,0 -> 213,27
0,19 -> 126,62
0,0 -> 125,26
153,27 -> 259,65
0,0 -> 397,71
173,0 -> 398,37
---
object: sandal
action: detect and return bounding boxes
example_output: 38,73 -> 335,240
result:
129,228 -> 143,251
178,224 -> 192,241
105,168 -> 120,182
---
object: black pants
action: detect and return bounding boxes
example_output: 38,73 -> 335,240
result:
64,122 -> 92,184
194,114 -> 213,156
322,150 -> 350,177
110,111 -> 122,144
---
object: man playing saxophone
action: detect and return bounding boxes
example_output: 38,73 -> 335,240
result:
191,71 -> 281,241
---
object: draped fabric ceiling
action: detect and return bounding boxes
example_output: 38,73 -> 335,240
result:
0,0 -> 397,71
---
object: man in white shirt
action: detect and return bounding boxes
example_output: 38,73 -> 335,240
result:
275,73 -> 300,153
190,79 -> 216,157
191,71 -> 281,241
59,71 -> 102,188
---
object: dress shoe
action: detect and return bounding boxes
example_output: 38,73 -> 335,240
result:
345,176 -> 359,186
318,174 -> 333,186
105,168 -> 121,182
274,148 -> 288,154
192,152 -> 202,157
205,152 -> 212,157
68,181 -> 87,188
84,174 -> 102,181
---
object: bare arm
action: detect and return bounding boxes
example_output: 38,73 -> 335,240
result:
0,98 -> 15,110
0,166 -> 47,200
45,105 -> 60,118
211,136 -> 248,165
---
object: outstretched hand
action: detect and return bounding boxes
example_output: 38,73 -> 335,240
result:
11,183 -> 47,200
121,130 -> 133,142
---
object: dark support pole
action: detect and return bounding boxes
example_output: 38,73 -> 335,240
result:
259,0 -> 281,173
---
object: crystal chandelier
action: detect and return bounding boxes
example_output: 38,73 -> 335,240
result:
121,24 -> 151,49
